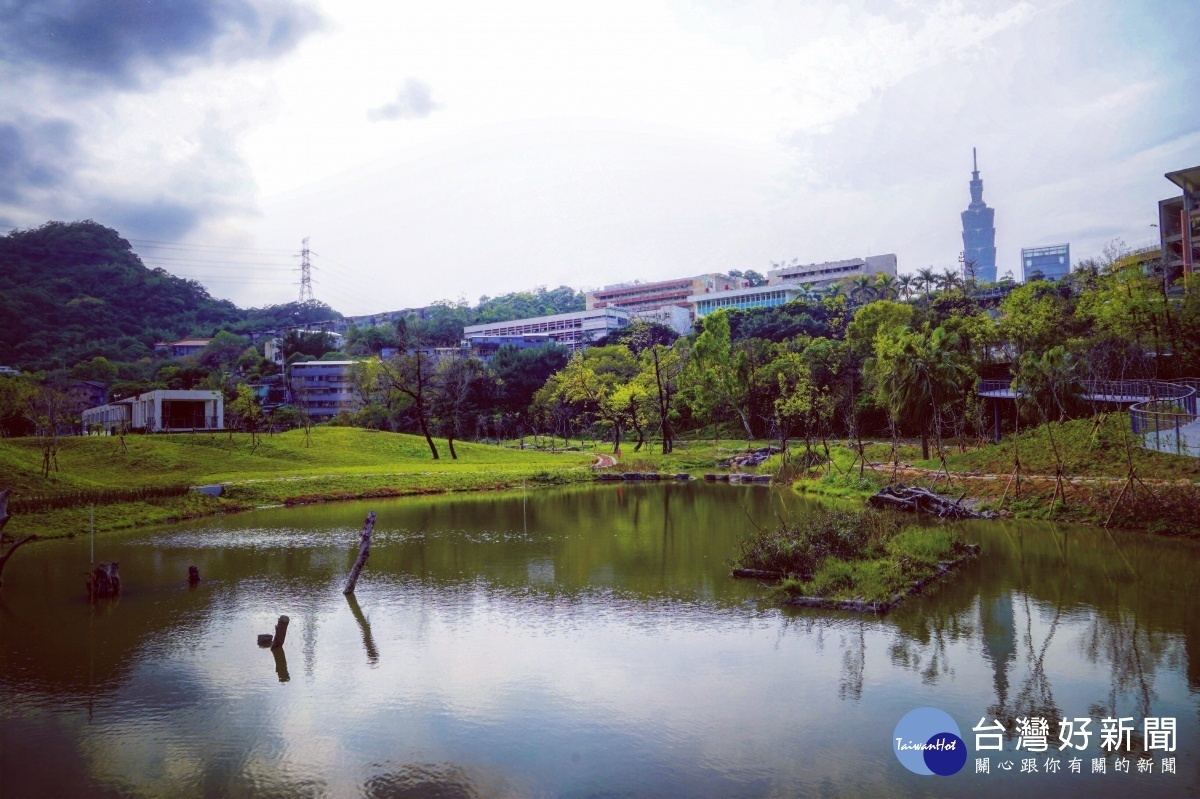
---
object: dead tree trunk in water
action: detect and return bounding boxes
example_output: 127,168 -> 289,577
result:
342,511 -> 376,595
270,615 -> 289,649
87,562 -> 121,600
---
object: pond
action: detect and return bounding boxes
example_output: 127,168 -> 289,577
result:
1,482 -> 1198,798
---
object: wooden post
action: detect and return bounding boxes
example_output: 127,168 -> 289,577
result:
270,615 -> 289,649
342,511 -> 376,595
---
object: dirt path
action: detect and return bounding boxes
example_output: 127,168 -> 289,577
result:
592,454 -> 618,469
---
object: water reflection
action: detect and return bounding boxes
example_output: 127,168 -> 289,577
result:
1,484 -> 1197,798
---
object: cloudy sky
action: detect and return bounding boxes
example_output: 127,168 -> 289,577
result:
2,0 -> 1197,315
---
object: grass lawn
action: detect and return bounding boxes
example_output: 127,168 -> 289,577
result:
0,427 -> 594,538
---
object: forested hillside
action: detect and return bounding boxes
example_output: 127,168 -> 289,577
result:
0,221 -> 340,370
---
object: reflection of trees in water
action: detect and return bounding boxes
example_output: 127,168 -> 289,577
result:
840,620 -> 865,700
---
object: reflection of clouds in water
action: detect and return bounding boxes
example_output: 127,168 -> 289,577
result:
362,762 -> 535,799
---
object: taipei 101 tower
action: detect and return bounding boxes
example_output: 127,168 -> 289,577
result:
960,148 -> 997,282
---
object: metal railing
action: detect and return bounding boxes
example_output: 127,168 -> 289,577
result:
977,377 -> 1200,458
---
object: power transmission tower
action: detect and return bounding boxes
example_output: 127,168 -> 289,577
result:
298,237 -> 314,303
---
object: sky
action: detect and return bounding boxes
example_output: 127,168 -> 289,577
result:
1,0 -> 1198,316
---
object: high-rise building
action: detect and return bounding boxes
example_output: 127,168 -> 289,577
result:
1021,244 -> 1070,282
961,148 -> 997,283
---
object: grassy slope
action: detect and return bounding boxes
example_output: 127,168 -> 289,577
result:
1,428 -> 594,538
918,414 -> 1200,481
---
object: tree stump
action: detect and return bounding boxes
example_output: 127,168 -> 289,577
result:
87,562 -> 121,601
271,615 -> 289,650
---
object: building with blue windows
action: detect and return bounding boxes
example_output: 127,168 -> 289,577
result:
961,148 -> 997,283
687,285 -> 805,318
1021,244 -> 1070,282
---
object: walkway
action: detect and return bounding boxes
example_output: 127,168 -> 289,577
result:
977,377 -> 1200,458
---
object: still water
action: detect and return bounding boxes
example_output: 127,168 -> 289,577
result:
1,483 -> 1198,798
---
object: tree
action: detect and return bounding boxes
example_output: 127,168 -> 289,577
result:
431,357 -> 486,459
689,310 -> 757,442
845,300 -> 914,362
866,326 -> 969,461
229,383 -> 266,450
642,342 -> 686,453
917,267 -> 937,296
850,275 -> 877,305
372,351 -> 440,458
279,329 -> 336,361
875,273 -> 898,301
552,346 -> 640,454
70,356 -> 119,384
23,380 -> 81,477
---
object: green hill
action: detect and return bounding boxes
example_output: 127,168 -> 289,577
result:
0,220 -> 340,370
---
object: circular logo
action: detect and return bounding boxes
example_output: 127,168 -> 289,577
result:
893,707 -> 967,776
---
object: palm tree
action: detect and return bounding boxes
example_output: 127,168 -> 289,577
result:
824,282 -> 845,300
875,273 -> 898,301
794,282 -> 818,303
868,326 -> 969,460
850,275 -> 877,305
940,268 -> 962,292
917,267 -> 937,296
897,274 -> 915,301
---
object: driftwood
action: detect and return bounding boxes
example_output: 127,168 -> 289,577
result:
342,511 -> 376,595
868,485 -> 984,520
87,562 -> 121,600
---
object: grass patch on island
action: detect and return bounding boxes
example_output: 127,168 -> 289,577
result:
731,506 -> 973,607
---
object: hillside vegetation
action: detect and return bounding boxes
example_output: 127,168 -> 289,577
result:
0,221 -> 341,370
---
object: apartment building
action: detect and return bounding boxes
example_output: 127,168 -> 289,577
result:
289,360 -> 361,421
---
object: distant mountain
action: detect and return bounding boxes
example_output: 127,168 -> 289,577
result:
0,221 -> 341,370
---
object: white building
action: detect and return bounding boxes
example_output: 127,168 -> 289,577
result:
687,285 -> 807,318
633,304 -> 693,335
766,254 -> 897,287
82,390 -> 224,434
463,308 -> 630,352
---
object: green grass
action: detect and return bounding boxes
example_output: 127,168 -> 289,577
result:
919,414 -> 1200,481
0,428 -> 595,538
732,506 -> 970,604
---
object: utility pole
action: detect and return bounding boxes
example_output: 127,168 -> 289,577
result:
298,237 -> 314,303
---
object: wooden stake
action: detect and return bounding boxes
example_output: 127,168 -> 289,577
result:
270,615 -> 289,650
342,511 -> 376,595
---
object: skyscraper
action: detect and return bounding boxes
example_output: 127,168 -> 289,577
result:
961,148 -> 997,283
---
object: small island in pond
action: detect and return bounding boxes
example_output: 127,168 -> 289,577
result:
731,507 -> 977,614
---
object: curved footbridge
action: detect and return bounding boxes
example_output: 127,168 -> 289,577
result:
977,378 -> 1200,458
